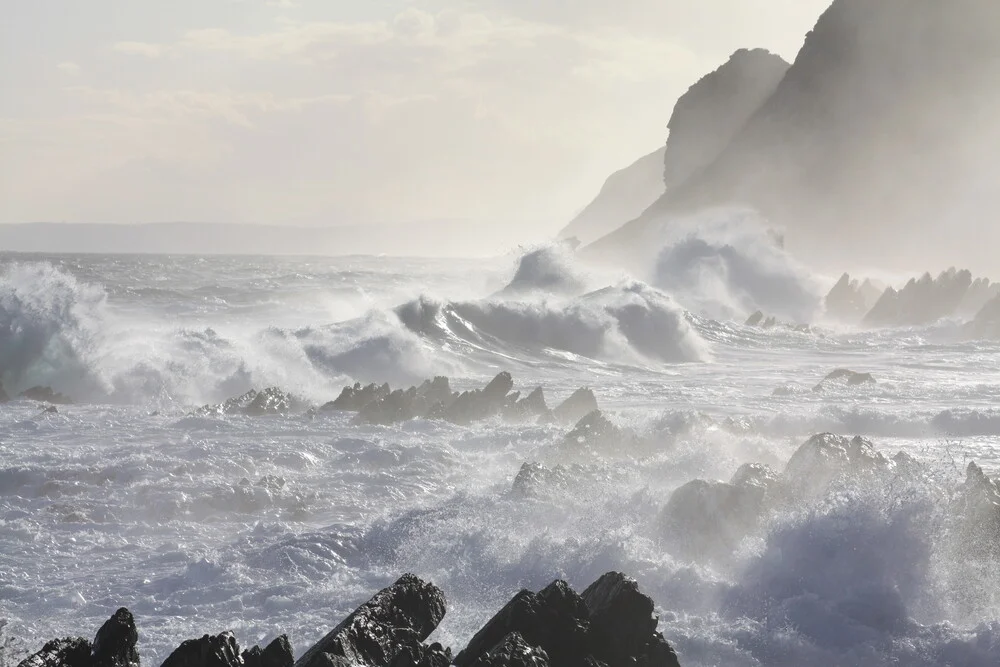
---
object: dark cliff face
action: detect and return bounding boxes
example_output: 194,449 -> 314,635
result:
662,48 -> 789,190
588,0 -> 1000,272
558,49 -> 788,246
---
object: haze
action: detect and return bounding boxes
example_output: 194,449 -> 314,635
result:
1,0 -> 829,233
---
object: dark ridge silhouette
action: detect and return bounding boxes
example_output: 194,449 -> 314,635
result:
586,0 -> 1000,272
558,49 -> 788,245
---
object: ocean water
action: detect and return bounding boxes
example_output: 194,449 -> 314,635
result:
2,224 -> 1000,667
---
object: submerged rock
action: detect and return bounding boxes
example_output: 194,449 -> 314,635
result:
21,386 -> 72,405
161,633 -> 242,667
295,574 -> 446,667
812,369 -> 876,391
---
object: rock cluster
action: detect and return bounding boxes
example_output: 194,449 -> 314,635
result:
196,388 -> 306,417
20,574 -> 681,667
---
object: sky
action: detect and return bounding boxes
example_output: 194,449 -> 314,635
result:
0,0 -> 832,231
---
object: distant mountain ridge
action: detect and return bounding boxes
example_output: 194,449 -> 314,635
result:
586,0 -> 1000,273
558,49 -> 788,245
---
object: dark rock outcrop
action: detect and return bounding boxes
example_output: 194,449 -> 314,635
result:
161,633 -> 242,667
92,609 -> 139,667
241,636 -> 293,667
863,268 -> 978,328
503,387 -> 549,423
969,292 -> 1000,339
17,639 -> 92,667
295,574 -> 446,667
581,573 -> 680,667
561,411 -> 624,452
323,383 -> 392,412
387,643 -> 451,667
510,462 -> 574,499
467,634 -> 548,667
954,461 -> 1000,557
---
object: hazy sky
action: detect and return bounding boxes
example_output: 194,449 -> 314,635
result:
1,0 -> 831,230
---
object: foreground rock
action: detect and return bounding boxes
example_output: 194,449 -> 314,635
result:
456,573 -> 679,667
295,574 -> 447,667
18,609 -> 138,667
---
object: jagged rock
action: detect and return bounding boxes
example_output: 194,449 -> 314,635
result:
783,433 -> 890,498
468,634 -> 549,667
17,638 -> 92,667
295,574 -> 446,667
442,373 -> 515,425
354,388 -> 418,426
561,411 -> 622,451
455,581 -> 591,667
323,383 -> 392,412
388,643 -> 451,667
581,573 -> 680,667
864,268 -> 977,328
744,311 -> 764,327
245,388 -> 299,416
21,386 -> 72,405
969,293 -> 1000,339
161,633 -> 242,667
954,462 -> 1000,557
825,273 -> 882,322
503,387 -> 548,423
92,609 -> 139,667
812,369 -> 876,391
551,389 -> 598,425
242,636 -> 293,667
730,462 -> 780,490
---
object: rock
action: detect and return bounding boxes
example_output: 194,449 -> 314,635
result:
388,643 -> 451,667
245,388 -> 299,416
969,292 -> 1000,339
863,268 -> 977,328
468,634 -> 549,667
825,273 -> 881,322
581,573 -> 680,667
503,387 -> 548,423
730,462 -> 780,490
454,581 -> 591,667
17,639 -> 92,667
561,411 -> 622,451
323,383 -> 391,412
443,373 -> 515,425
953,461 -> 1000,557
783,433 -> 890,498
744,311 -> 764,327
551,389 -> 598,425
658,476 -> 771,560
42,406 -> 59,415
21,386 -> 72,405
295,574 -> 446,667
510,462 -> 573,499
242,636 -> 293,667
812,369 -> 876,391
160,633 -> 242,667
92,609 -> 139,667
0,382 -> 9,403
354,389 -> 418,426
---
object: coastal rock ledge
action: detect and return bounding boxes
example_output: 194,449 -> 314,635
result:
18,573 -> 681,667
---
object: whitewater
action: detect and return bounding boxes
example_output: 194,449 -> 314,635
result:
2,223 -> 1000,667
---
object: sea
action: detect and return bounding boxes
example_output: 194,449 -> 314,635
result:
1,217 -> 999,667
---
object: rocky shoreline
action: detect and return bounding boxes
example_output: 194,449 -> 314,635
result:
18,573 -> 680,667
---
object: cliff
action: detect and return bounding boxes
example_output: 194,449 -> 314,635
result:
559,49 -> 788,245
586,0 -> 1000,272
